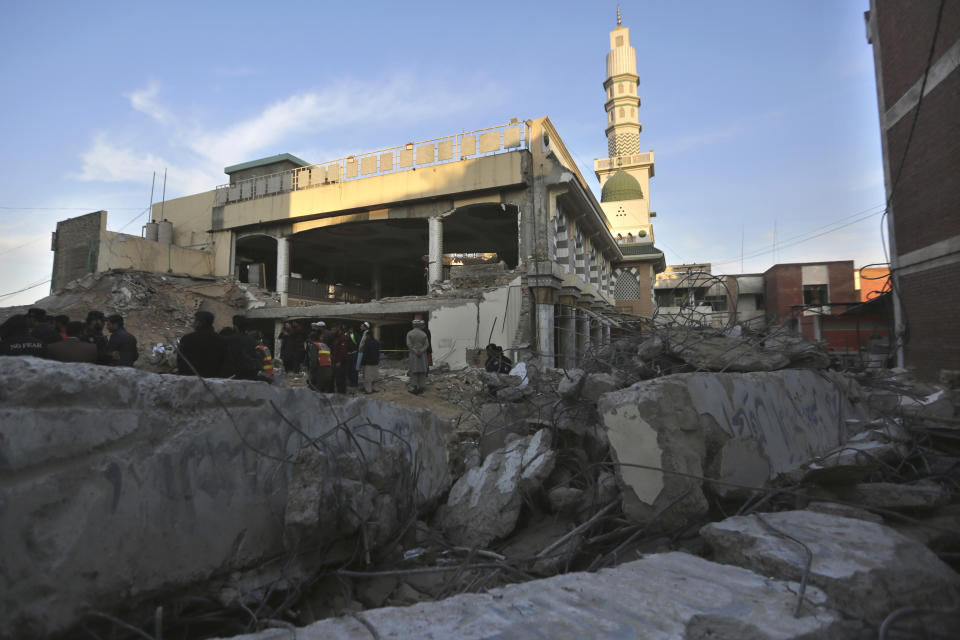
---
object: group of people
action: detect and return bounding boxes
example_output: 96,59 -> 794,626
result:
283,319 -> 381,394
0,308 -> 138,366
176,312 -> 276,382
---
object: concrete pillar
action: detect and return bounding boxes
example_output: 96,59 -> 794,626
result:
536,303 -> 555,368
428,217 -> 443,287
593,319 -> 603,348
371,262 -> 382,300
562,306 -> 577,369
603,323 -> 611,346
273,319 -> 284,369
276,236 -> 290,306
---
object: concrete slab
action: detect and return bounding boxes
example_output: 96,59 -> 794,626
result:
215,552 -> 840,640
701,510 -> 960,622
0,357 -> 450,638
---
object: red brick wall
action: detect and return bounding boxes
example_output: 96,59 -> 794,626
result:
876,1 -> 960,105
764,264 -> 802,323
827,261 -> 856,304
885,71 -> 960,255
899,261 -> 960,379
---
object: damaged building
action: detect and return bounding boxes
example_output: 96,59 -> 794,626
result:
48,19 -> 666,370
4,8 -> 959,640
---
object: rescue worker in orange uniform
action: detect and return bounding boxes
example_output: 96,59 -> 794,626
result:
255,334 -> 273,378
306,330 -> 333,392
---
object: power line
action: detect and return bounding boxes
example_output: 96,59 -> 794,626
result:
709,203 -> 886,268
0,278 -> 51,300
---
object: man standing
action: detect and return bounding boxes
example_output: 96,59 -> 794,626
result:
406,319 -> 429,395
0,315 -> 45,357
361,327 -> 380,394
331,324 -> 349,393
106,314 -> 139,366
47,321 -> 98,363
26,308 -> 61,346
84,311 -> 110,364
345,324 -> 360,388
279,321 -> 305,374
306,330 -> 333,392
177,311 -> 226,377
221,315 -> 262,380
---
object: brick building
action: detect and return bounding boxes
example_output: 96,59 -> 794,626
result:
866,1 -> 960,378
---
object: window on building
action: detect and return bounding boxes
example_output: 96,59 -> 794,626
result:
803,284 -> 828,306
618,107 -> 624,118
704,295 -> 727,312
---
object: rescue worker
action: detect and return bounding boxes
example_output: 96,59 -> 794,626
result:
345,324 -> 360,387
331,324 -> 350,393
306,331 -> 333,392
256,334 -> 274,379
406,319 -> 429,394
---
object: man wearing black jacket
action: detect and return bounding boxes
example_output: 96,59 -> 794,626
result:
106,314 -> 139,366
177,311 -> 226,377
220,315 -> 262,380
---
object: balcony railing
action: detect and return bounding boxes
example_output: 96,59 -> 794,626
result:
215,120 -> 530,205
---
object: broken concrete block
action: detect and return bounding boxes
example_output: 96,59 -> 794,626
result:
898,389 -> 955,419
495,384 -> 533,402
805,501 -> 884,524
439,429 -> 556,547
701,510 -> 960,622
556,368 -> 585,400
581,372 -> 617,403
636,334 -> 664,360
227,552 -> 840,639
0,357 -> 451,639
811,480 -> 951,511
706,437 -> 771,499
598,370 -> 864,530
670,333 -> 791,372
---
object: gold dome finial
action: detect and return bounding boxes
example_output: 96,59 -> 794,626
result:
617,5 -> 622,26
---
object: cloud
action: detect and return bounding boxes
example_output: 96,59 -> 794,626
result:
75,74 -> 495,196
75,135 -> 220,194
126,81 -> 173,125
186,75 -> 477,165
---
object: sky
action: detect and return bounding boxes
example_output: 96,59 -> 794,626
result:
0,1 -> 888,306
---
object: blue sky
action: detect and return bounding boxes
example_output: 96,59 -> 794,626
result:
0,1 -> 886,306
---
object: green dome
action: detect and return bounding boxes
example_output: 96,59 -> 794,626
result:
601,169 -> 644,202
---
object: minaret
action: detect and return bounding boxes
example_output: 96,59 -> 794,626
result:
604,7 -> 642,157
594,7 -> 656,245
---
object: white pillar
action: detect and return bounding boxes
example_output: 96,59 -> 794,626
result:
274,319 -> 284,369
537,303 -> 555,368
603,323 -> 611,345
428,217 -> 443,287
276,236 -> 290,306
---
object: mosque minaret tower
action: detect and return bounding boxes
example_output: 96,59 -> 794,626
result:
598,7 -> 664,316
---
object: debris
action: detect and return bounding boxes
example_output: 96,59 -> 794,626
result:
438,429 -> 556,547
701,510 -> 960,624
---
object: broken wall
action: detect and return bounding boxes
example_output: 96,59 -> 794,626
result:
50,211 -> 105,292
0,357 -> 451,639
97,230 -> 216,277
429,277 -> 523,368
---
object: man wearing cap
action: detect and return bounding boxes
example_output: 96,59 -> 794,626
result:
405,319 -> 429,395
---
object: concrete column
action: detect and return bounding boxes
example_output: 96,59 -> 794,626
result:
536,303 -> 555,368
428,217 -> 443,287
371,262 -> 382,300
583,315 -> 593,357
562,306 -> 577,369
603,323 -> 611,345
276,236 -> 290,306
273,319 -> 284,369
593,320 -> 603,347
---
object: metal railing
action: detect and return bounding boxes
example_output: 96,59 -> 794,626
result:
215,120 -> 530,205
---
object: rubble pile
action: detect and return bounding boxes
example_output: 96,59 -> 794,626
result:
2,322 -> 959,639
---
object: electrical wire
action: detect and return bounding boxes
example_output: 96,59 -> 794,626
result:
0,278 -> 51,300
